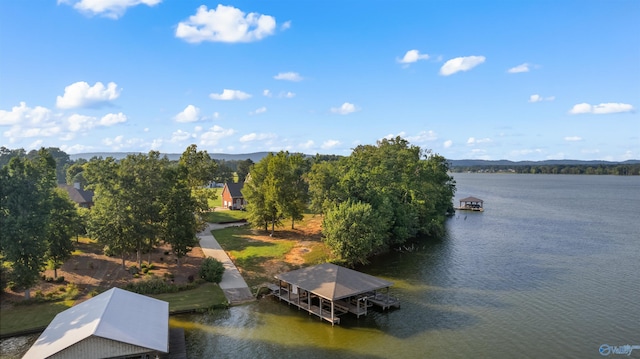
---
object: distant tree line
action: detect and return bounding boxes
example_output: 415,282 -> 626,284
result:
450,164 -> 640,175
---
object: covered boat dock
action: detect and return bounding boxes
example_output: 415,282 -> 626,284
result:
457,196 -> 484,211
273,263 -> 399,325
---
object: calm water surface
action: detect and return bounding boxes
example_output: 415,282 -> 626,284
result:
3,174 -> 638,358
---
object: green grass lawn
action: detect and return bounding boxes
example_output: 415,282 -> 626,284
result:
0,283 -> 228,337
202,209 -> 249,223
150,282 -> 227,312
207,187 -> 223,208
213,226 -> 295,274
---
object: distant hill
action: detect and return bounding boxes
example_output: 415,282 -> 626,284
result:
448,159 -> 640,167
70,153 -> 639,166
70,152 -> 272,162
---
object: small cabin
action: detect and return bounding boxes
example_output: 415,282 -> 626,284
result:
458,196 -> 484,211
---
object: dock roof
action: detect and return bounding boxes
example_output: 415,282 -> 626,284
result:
275,263 -> 393,301
23,287 -> 168,359
460,196 -> 483,203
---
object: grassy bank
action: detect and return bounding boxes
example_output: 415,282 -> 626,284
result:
0,283 -> 227,337
202,209 -> 249,223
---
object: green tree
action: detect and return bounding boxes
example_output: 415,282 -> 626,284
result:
160,167 -> 198,267
199,257 -> 225,283
236,159 -> 254,183
322,200 -> 388,266
46,188 -> 78,278
0,149 -> 56,298
179,144 -> 218,225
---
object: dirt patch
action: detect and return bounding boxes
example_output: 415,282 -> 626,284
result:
1,240 -> 205,309
226,215 -> 326,286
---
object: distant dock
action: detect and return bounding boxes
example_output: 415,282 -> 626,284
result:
455,196 -> 484,212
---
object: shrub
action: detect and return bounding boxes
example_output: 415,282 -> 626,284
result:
54,276 -> 65,283
199,258 -> 225,283
128,265 -> 139,275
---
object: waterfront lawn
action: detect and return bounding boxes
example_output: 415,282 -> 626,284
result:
151,282 -> 227,312
0,283 -> 228,337
202,209 -> 249,223
0,301 -> 70,336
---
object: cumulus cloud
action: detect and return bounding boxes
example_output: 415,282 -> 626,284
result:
99,112 -> 127,126
56,81 -> 121,109
507,63 -> 531,73
283,92 -> 296,98
569,102 -> 634,114
321,140 -> 340,149
175,105 -> 201,122
209,89 -> 251,100
443,140 -> 453,148
58,0 -> 161,19
239,132 -> 276,142
171,129 -> 192,142
407,130 -> 438,143
60,143 -> 93,154
200,125 -> 235,145
564,136 -> 583,141
175,4 -> 280,43
249,107 -> 267,115
439,56 -> 486,76
263,89 -> 272,97
467,137 -> 492,145
398,49 -> 429,64
331,102 -> 358,115
274,72 -> 303,82
0,102 -> 51,126
529,94 -> 555,103
299,140 -> 314,149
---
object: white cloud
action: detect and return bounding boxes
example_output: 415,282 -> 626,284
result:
569,102 -> 634,114
443,140 -> 453,148
175,4 -> 278,43
99,112 -> 127,126
56,81 -> 121,109
250,107 -> 267,115
58,0 -> 161,19
331,102 -> 358,115
175,105 -> 201,122
263,89 -> 272,97
398,49 -> 429,64
0,102 -> 61,142
274,72 -> 303,82
67,114 -> 95,132
239,132 -> 276,142
529,94 -> 555,103
299,140 -> 314,149
199,125 -> 235,145
407,130 -> 438,143
171,129 -> 192,142
283,92 -> 296,98
507,63 -> 531,73
321,140 -> 340,149
467,137 -> 492,145
209,89 -> 251,100
60,143 -> 93,154
281,21 -> 291,30
439,56 -> 486,76
564,136 -> 583,142
0,102 -> 51,125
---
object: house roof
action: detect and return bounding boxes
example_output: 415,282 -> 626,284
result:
460,196 -> 483,203
224,182 -> 244,198
275,263 -> 393,301
59,184 -> 94,205
23,288 -> 169,359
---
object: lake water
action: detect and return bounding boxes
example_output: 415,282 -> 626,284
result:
3,174 -> 639,358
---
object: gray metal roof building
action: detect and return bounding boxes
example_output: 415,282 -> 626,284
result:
23,287 -> 169,359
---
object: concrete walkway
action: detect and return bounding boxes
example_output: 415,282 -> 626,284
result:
197,223 -> 254,305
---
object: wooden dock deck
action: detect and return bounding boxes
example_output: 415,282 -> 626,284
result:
159,328 -> 187,359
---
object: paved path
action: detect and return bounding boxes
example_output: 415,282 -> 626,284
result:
197,223 -> 254,305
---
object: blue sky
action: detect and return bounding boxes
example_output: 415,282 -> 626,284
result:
1,1 -> 638,160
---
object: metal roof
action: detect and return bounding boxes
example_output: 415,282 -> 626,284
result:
275,263 -> 393,301
460,196 -> 483,203
23,287 -> 169,359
